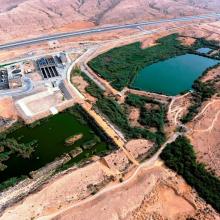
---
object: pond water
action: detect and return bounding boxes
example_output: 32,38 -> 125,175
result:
196,48 -> 212,54
131,54 -> 219,96
1,112 -> 108,182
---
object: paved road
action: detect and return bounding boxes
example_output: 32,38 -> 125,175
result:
0,77 -> 33,97
0,13 -> 219,50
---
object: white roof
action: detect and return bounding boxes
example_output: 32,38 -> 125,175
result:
50,107 -> 58,115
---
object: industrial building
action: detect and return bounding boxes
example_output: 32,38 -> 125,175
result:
36,56 -> 59,79
54,53 -> 68,68
0,69 -> 9,90
59,53 -> 68,65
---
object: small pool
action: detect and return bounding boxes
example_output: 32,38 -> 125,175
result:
131,54 -> 219,96
196,48 -> 212,54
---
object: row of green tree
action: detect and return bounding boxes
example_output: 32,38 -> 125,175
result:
160,136 -> 220,212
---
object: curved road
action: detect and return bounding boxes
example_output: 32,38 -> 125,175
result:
0,13 -> 220,50
0,77 -> 33,97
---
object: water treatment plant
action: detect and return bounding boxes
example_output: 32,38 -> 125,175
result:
0,14 -> 220,219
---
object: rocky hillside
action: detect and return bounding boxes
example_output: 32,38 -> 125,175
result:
0,0 -> 220,42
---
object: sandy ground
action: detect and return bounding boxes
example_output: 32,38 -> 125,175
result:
0,28 -> 138,63
1,156 -> 219,220
104,149 -> 130,173
178,36 -> 196,46
0,97 -> 17,120
21,164 -> 220,220
1,0 -> 220,43
26,91 -> 64,114
201,65 -> 220,82
71,75 -> 96,103
0,161 -> 112,220
27,72 -> 43,82
167,93 -> 192,128
1,17 -> 220,220
0,16 -> 216,65
180,20 -> 220,42
128,107 -> 140,127
188,99 -> 220,177
125,139 -> 154,160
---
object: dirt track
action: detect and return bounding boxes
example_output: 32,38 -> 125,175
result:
37,163 -> 219,220
188,99 -> 220,176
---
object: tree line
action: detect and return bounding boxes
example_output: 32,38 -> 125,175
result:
160,136 -> 220,212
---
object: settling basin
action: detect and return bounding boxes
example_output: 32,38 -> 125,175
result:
131,54 -> 219,96
0,111 -> 108,182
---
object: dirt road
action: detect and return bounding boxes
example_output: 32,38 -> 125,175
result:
37,133 -> 180,220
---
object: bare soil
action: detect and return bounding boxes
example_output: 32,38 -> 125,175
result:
128,107 -> 140,127
201,65 -> 220,82
5,163 -> 217,220
71,75 -> 96,103
179,36 -> 196,46
26,91 -> 64,114
125,139 -> 154,161
188,99 -> 220,177
0,161 -> 112,220
0,97 -> 17,120
0,0 -> 220,43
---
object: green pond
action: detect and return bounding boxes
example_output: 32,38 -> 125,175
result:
0,112 -> 108,182
131,54 -> 219,96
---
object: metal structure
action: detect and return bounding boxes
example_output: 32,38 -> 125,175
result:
36,56 -> 59,79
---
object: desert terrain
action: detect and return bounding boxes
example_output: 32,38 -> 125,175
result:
1,161 -> 219,220
0,2 -> 220,219
0,0 -> 220,43
188,99 -> 220,177
0,97 -> 17,120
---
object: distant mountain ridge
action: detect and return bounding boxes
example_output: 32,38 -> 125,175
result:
0,0 -> 219,43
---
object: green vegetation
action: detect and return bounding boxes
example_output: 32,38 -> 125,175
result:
71,104 -> 115,147
0,176 -> 27,192
71,68 -> 104,99
95,95 -> 166,146
0,62 -> 16,68
181,78 -> 216,123
126,94 -> 167,132
160,136 -> 220,212
125,93 -> 161,106
0,131 -> 38,172
0,138 -> 37,158
72,70 -> 167,146
193,38 -> 219,52
0,104 -> 113,191
89,34 -> 195,91
89,33 -> 220,94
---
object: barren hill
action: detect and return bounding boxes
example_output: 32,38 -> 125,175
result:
0,0 -> 220,43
